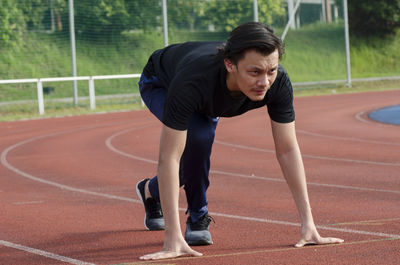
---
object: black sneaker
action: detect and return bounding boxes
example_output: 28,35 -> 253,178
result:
185,214 -> 214,246
136,178 -> 165,231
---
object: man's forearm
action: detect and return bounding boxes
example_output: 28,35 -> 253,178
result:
157,160 -> 182,235
276,146 -> 313,224
157,125 -> 188,240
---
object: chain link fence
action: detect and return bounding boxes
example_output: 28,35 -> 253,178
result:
1,0 -> 399,118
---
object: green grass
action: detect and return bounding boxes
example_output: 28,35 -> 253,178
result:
281,23 -> 400,82
281,23 -> 347,81
1,23 -> 399,121
293,79 -> 400,97
0,31 -> 164,101
350,34 -> 400,78
0,96 -> 145,122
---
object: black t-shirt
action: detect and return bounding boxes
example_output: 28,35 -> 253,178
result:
143,41 -> 295,130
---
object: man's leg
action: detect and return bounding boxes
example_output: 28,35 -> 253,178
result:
137,74 -> 218,243
182,113 -> 218,246
146,113 -> 218,245
147,112 -> 218,217
146,112 -> 218,244
136,74 -> 166,230
181,112 -> 218,222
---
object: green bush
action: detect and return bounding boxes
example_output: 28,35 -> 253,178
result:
347,0 -> 400,37
0,0 -> 25,48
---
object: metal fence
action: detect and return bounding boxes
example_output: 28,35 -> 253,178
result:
0,74 -> 141,114
0,0 -> 398,116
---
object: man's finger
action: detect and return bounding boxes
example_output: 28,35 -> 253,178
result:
295,239 -> 315,248
185,249 -> 203,257
318,237 -> 344,245
295,237 -> 344,248
140,249 -> 203,260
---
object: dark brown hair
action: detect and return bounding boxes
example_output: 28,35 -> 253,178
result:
218,22 -> 284,64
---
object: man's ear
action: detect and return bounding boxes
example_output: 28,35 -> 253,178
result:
224,59 -> 235,73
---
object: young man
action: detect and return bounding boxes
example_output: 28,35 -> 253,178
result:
136,22 -> 344,260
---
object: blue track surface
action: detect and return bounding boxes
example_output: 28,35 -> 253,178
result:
368,105 -> 400,125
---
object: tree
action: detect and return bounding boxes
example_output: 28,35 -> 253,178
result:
17,0 -> 48,30
125,0 -> 161,32
167,0 -> 198,30
75,0 -> 131,41
347,0 -> 400,37
202,0 -> 285,32
0,0 -> 25,48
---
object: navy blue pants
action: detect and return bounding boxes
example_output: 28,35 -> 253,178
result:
138,74 -> 219,222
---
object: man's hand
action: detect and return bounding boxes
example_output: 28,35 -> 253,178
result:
295,223 -> 344,248
140,235 -> 202,260
140,125 -> 201,260
270,120 -> 344,249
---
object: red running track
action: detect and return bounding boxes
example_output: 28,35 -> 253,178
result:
1,89 -> 399,265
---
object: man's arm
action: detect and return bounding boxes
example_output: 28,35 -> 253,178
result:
270,120 -> 344,247
140,124 -> 202,260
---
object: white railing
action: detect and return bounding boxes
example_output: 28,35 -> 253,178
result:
0,74 -> 141,115
293,75 -> 400,87
1,74 -> 399,115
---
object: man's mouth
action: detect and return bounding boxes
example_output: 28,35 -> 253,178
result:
253,89 -> 267,95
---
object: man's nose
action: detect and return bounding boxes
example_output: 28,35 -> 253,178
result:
257,75 -> 270,87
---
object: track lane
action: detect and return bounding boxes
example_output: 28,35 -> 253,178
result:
1,90 -> 399,264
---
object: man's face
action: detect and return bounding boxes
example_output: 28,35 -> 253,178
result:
225,49 -> 279,101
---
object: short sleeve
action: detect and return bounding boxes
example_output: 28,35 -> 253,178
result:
266,68 -> 295,123
162,78 -> 204,130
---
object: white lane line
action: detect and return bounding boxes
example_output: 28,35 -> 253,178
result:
355,110 -> 375,125
105,127 -> 157,165
296,129 -> 400,146
0,240 -> 96,265
2,148 -> 399,241
105,127 -> 400,239
0,121 -> 152,262
1,121 -> 398,263
211,170 -> 400,194
0,127 -> 143,204
13,201 -> 44,205
1,121 -> 153,201
1,120 -> 155,195
354,110 -> 400,128
106,128 -> 400,194
215,140 -> 400,167
208,212 -> 400,239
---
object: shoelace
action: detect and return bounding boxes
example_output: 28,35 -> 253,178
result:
191,214 -> 216,229
207,215 -> 216,226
